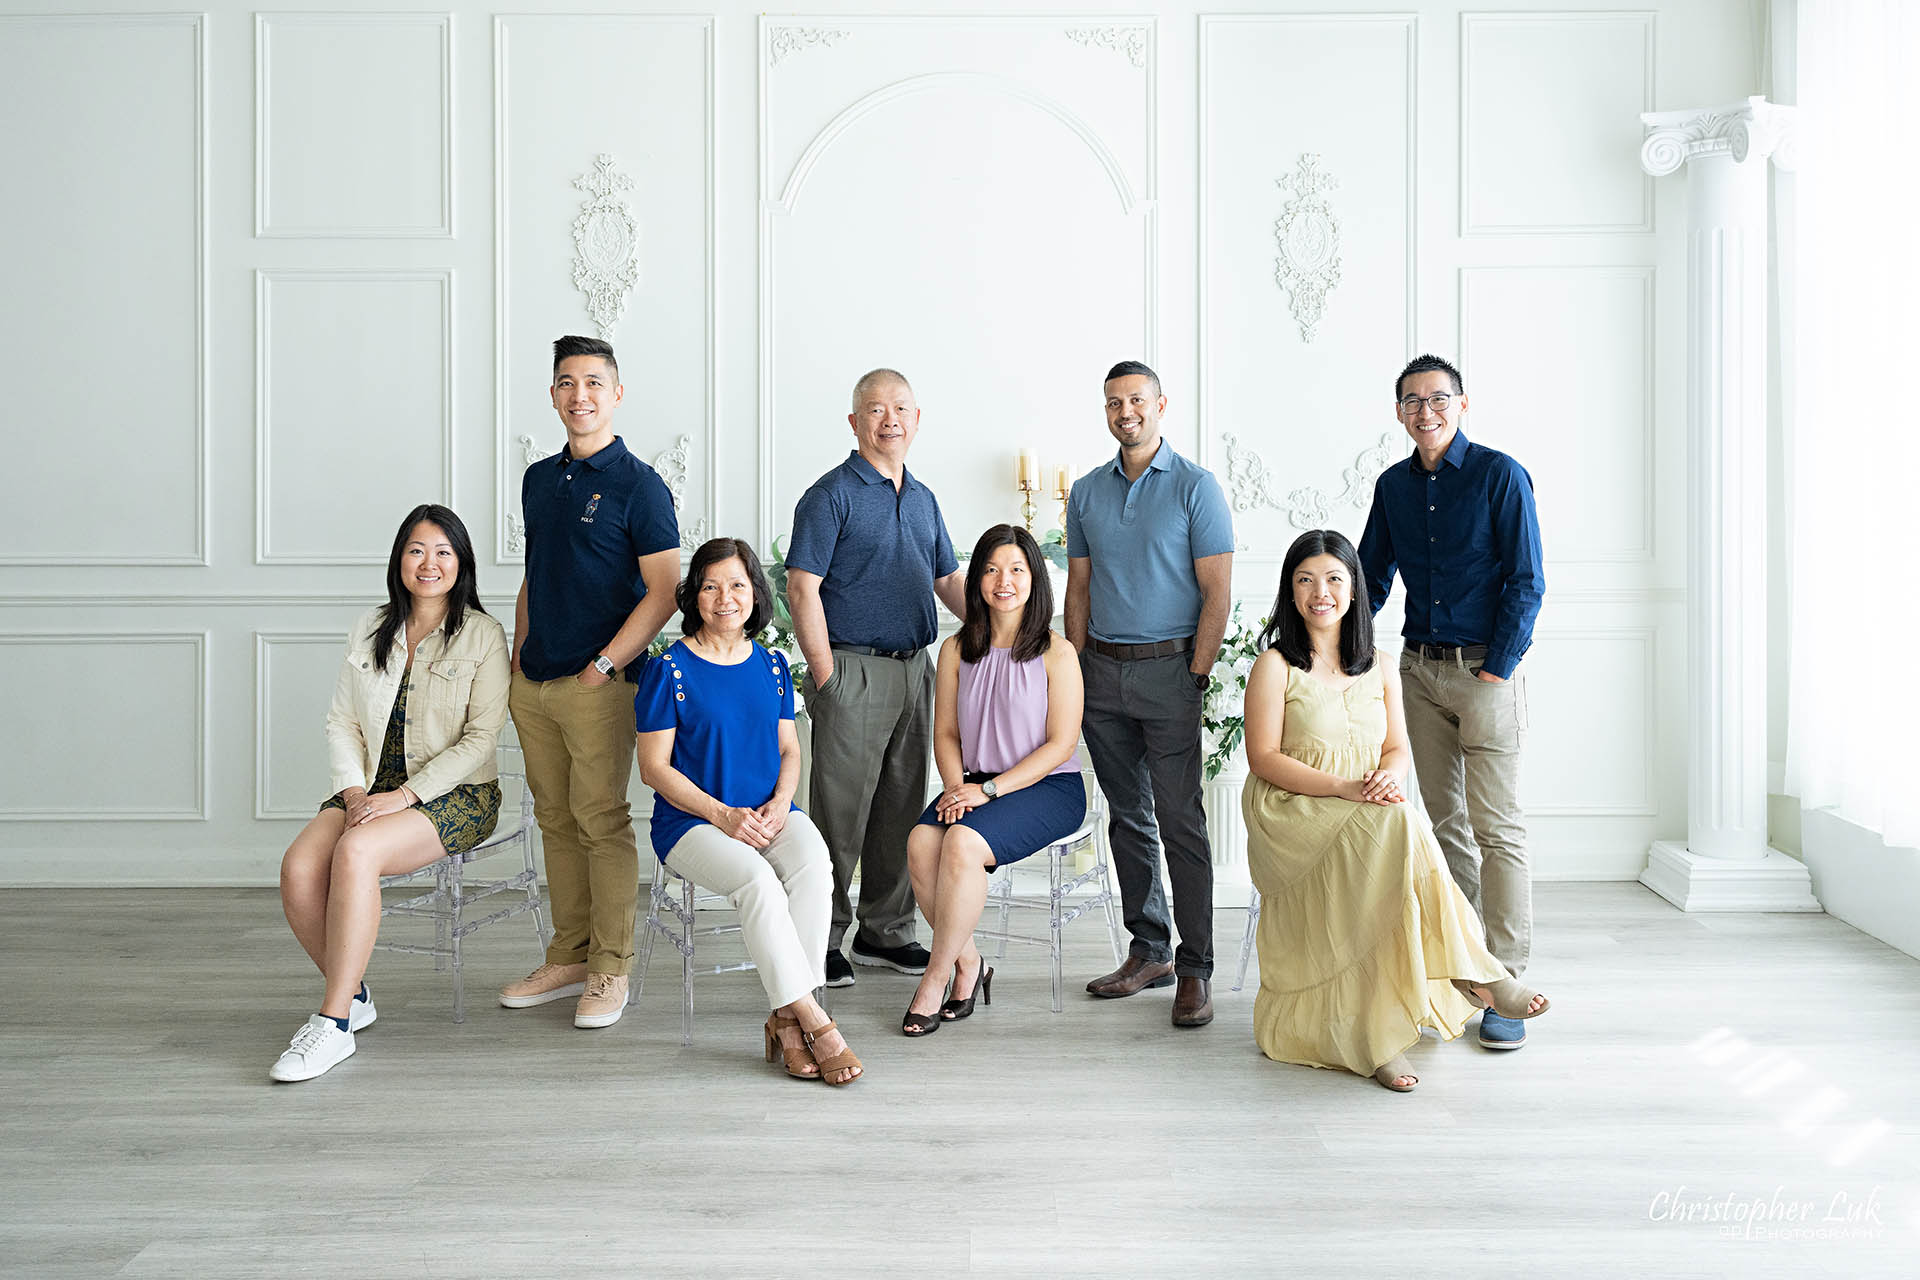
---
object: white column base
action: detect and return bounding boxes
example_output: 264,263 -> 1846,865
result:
1641,840 -> 1821,912
1204,768 -> 1251,892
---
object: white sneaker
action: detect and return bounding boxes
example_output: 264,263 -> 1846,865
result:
269,1015 -> 356,1082
349,986 -> 377,1033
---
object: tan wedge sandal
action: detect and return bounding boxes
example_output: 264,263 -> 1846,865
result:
1454,977 -> 1550,1020
1373,1055 -> 1419,1092
764,1012 -> 819,1080
803,1019 -> 864,1086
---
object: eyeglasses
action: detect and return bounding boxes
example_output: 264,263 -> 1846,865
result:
1396,393 -> 1455,415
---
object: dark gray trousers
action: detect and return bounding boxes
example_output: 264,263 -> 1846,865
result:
1079,651 -> 1214,978
803,649 -> 932,952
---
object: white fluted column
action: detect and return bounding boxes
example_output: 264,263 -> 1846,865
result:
1639,97 -> 1817,911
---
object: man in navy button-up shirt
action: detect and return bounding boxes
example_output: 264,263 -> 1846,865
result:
1359,353 -> 1545,1050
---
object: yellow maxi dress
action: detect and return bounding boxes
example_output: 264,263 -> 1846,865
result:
1242,660 -> 1508,1077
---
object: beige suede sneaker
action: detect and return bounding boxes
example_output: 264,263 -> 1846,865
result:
573,973 -> 628,1028
498,962 -> 587,1008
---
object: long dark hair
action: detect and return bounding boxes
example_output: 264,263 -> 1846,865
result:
677,538 -> 773,638
958,524 -> 1053,664
1258,529 -> 1374,676
372,504 -> 486,672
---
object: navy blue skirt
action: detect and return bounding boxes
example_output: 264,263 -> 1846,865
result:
914,772 -> 1087,866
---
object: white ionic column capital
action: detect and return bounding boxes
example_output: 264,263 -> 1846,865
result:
1640,96 -> 1798,176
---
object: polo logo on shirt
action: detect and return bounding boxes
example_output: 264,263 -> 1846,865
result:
581,493 -> 601,523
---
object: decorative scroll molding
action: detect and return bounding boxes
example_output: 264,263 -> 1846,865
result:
1064,26 -> 1148,68
654,433 -> 709,550
1224,431 -> 1399,530
570,154 -> 639,336
505,513 -> 525,555
1640,96 -> 1797,176
518,433 -> 552,469
767,26 -> 847,66
1272,153 -> 1341,342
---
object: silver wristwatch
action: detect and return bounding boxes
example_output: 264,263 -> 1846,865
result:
980,779 -> 999,799
592,654 -> 616,677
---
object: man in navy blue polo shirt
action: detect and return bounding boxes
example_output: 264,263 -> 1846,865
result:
497,335 -> 682,1029
1068,360 -> 1235,1028
1359,352 -> 1546,1051
786,368 -> 968,989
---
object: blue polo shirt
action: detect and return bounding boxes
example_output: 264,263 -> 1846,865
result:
1066,440 -> 1235,644
785,451 -> 959,653
519,435 -> 680,682
1357,428 -> 1544,680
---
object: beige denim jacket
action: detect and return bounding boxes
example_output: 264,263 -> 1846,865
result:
325,606 -> 510,804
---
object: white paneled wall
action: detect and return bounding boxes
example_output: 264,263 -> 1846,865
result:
0,1 -> 1759,884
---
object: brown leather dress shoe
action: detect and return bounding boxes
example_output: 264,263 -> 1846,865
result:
1086,956 -> 1176,998
1171,976 -> 1214,1027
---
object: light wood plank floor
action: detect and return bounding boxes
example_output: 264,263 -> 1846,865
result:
2,883 -> 1915,1278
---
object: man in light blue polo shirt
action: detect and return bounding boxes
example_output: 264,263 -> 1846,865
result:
787,368 -> 968,989
1067,360 -> 1234,1028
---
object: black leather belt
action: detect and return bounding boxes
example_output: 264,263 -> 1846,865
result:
831,643 -> 920,661
1408,642 -> 1488,662
1089,636 -> 1195,661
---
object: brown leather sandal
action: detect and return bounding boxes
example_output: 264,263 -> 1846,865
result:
763,1012 -> 818,1080
802,1019 -> 863,1086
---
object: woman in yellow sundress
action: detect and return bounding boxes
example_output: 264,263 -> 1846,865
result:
1241,529 -> 1548,1092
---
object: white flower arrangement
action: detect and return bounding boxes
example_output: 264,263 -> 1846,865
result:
1201,602 -> 1269,781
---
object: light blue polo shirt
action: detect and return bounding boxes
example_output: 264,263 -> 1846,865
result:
1066,440 -> 1234,644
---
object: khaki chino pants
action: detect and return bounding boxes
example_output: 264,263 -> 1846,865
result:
1400,650 -> 1532,978
509,670 -> 639,978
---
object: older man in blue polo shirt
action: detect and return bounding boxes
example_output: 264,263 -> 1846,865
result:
497,335 -> 682,1029
787,369 -> 968,989
1068,360 -> 1234,1028
1359,352 -> 1545,1051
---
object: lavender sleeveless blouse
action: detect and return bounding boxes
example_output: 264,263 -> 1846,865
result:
956,645 -> 1080,778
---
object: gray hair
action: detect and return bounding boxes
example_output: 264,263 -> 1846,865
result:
850,368 -> 913,412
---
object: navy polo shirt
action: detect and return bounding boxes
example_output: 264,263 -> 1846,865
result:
1357,428 -> 1545,680
785,451 -> 959,653
1066,440 -> 1235,644
519,436 -> 680,682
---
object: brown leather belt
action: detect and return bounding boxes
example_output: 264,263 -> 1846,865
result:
1407,642 -> 1487,662
1089,636 -> 1194,661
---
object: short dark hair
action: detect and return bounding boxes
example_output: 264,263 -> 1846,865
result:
1258,529 -> 1375,677
677,538 -> 773,639
553,335 -> 618,381
371,504 -> 487,673
1103,360 -> 1162,397
957,525 -> 1054,665
1394,353 -> 1463,401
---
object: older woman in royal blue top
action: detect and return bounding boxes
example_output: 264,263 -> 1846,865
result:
633,538 -> 861,1085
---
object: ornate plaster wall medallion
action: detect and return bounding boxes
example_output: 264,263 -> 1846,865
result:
505,513 -> 526,555
1223,431 -> 1400,530
768,26 -> 848,66
570,154 -> 639,337
1064,26 -> 1149,68
518,434 -> 553,469
1272,153 -> 1342,342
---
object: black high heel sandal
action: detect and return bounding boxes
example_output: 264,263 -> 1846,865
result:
940,955 -> 993,1021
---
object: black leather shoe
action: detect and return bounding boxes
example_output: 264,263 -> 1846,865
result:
1171,977 -> 1214,1027
1086,956 -> 1176,998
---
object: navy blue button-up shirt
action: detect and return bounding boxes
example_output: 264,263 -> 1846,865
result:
520,436 -> 680,682
785,451 -> 959,653
1357,429 -> 1544,679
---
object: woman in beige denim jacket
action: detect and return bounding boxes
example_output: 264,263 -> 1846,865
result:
269,504 -> 509,1083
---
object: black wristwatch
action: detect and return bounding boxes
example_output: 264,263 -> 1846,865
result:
592,654 -> 616,677
1191,670 -> 1211,690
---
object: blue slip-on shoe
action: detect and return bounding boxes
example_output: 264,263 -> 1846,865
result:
1478,1010 -> 1527,1050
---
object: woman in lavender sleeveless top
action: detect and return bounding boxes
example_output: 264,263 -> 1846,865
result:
901,525 -> 1087,1036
